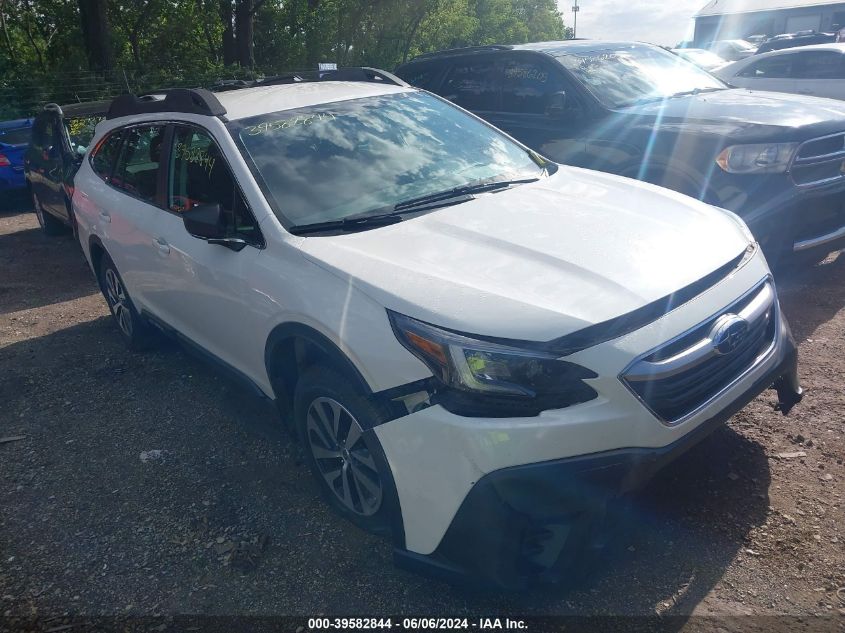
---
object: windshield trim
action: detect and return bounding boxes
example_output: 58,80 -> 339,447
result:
226,91 -> 554,232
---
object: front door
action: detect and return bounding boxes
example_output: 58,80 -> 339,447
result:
144,124 -> 267,379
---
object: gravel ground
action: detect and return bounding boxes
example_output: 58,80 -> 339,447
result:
0,204 -> 843,628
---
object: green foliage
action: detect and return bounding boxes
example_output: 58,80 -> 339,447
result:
0,0 -> 567,118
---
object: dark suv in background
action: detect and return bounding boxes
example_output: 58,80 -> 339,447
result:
395,41 -> 845,267
25,100 -> 109,235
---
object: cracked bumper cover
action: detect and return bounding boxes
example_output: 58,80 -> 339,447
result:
393,328 -> 801,588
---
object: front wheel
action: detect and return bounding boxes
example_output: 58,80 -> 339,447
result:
294,367 -> 396,535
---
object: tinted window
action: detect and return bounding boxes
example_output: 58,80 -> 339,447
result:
32,115 -> 58,151
91,131 -> 123,181
0,127 -> 31,146
500,58 -> 567,114
169,126 -> 261,244
112,125 -> 164,203
230,91 -> 542,227
738,55 -> 793,78
398,65 -> 440,89
441,58 -> 499,110
796,51 -> 845,79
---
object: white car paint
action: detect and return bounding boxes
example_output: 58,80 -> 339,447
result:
73,80 -> 791,565
715,44 -> 845,101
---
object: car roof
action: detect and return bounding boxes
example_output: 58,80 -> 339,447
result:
513,40 -> 656,56
214,81 -> 413,121
50,100 -> 111,119
400,40 -> 658,65
756,42 -> 845,55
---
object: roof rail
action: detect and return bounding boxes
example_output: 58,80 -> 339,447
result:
411,44 -> 513,61
211,79 -> 256,92
106,88 -> 226,120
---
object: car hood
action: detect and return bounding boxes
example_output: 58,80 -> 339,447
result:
297,168 -> 750,342
617,89 -> 845,140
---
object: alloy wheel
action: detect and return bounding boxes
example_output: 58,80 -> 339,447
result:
306,397 -> 383,516
104,268 -> 133,337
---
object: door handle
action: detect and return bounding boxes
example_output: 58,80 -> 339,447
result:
153,237 -> 171,255
99,211 -> 111,223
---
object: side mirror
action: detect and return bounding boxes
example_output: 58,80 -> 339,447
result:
182,203 -> 248,251
183,203 -> 225,239
546,91 -> 567,118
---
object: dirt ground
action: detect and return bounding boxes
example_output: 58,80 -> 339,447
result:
0,203 -> 843,629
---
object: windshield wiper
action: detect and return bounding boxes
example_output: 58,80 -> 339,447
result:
289,213 -> 405,235
289,177 -> 540,236
394,177 -> 540,212
620,87 -> 724,107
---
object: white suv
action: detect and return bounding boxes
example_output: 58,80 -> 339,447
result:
73,69 -> 802,588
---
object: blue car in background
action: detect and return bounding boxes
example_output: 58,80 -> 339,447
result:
0,118 -> 33,199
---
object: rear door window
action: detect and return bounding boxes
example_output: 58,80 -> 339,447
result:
441,58 -> 500,111
499,57 -> 568,115
111,125 -> 165,204
794,51 -> 845,79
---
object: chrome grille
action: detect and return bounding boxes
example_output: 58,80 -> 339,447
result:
621,279 -> 777,425
791,132 -> 845,188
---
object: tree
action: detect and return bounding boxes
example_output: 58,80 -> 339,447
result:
78,0 -> 113,71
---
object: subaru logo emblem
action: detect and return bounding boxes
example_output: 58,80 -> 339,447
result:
710,314 -> 749,356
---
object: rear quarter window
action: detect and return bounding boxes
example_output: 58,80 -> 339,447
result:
91,131 -> 124,182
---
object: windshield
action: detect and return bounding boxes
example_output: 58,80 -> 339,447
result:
556,45 -> 727,109
230,91 -> 544,227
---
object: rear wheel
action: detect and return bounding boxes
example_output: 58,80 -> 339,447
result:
98,253 -> 155,350
294,366 -> 395,535
32,192 -> 67,236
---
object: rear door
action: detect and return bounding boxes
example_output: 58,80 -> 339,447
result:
96,123 -> 168,308
483,53 -> 588,164
792,50 -> 845,99
731,53 -> 796,93
438,54 -> 502,118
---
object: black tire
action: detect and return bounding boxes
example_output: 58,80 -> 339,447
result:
293,366 -> 396,535
32,191 -> 67,236
97,253 -> 156,351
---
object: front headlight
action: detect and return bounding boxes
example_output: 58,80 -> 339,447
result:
388,310 -> 598,414
715,143 -> 798,174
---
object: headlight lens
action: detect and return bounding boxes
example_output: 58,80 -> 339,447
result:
716,143 -> 798,174
388,311 -> 598,412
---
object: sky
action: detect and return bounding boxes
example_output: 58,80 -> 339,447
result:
557,0 -> 705,46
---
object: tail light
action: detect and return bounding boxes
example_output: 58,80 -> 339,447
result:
0,154 -> 10,167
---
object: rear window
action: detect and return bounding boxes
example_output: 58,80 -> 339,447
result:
0,126 -> 31,146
